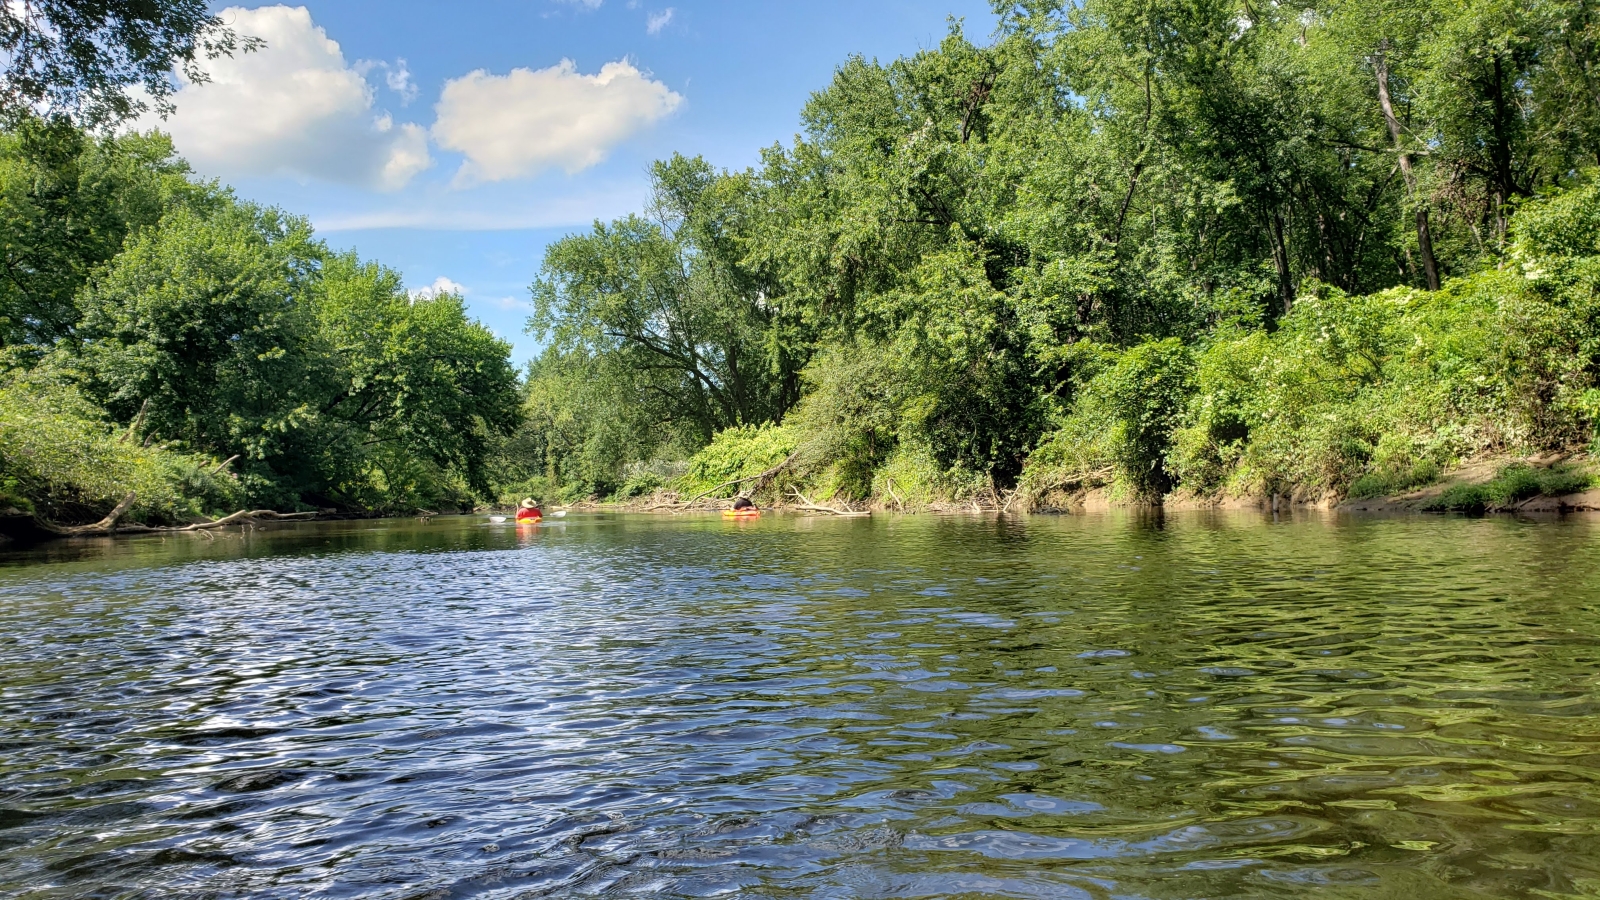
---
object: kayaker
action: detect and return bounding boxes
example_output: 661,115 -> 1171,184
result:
732,497 -> 756,511
515,498 -> 543,522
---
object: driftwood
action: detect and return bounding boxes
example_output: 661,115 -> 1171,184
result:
787,488 -> 871,517
68,492 -> 139,534
882,477 -> 906,511
209,454 -> 241,476
118,509 -> 320,533
2,491 -> 321,542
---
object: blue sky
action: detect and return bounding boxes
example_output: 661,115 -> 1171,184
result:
161,2 -> 998,363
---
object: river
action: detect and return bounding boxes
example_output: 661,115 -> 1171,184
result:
0,511 -> 1597,898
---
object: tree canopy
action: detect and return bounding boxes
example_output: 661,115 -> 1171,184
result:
0,118 -> 520,520
0,0 -> 257,126
518,0 -> 1600,505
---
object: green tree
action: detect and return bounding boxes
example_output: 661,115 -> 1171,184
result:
71,202 -> 324,502
70,202 -> 520,508
533,154 -> 808,447
0,119 -> 215,349
316,253 -> 521,500
1,0 -> 259,126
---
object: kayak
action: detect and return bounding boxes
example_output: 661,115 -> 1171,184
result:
722,509 -> 761,518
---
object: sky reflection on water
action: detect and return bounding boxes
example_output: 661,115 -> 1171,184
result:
1,511 -> 1598,898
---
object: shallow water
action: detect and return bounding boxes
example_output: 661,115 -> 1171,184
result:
1,511 -> 1598,899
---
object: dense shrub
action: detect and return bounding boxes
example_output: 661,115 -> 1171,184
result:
1019,338 -> 1194,501
1021,181 -> 1600,505
0,373 -> 241,523
677,424 -> 798,500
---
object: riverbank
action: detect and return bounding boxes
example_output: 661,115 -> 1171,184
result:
8,449 -> 1595,550
577,450 -> 1600,518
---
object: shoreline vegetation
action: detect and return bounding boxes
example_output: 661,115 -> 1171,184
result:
10,2 -> 1600,544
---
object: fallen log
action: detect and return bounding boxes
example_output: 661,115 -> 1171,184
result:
127,509 -> 321,533
680,451 -> 802,506
66,492 -> 138,535
1,496 -> 322,543
787,488 -> 870,517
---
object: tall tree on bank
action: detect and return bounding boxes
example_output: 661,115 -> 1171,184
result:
532,155 -> 809,448
0,121 -> 214,349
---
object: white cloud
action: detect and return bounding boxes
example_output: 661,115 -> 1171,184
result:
149,5 -> 431,191
357,58 -> 418,105
311,179 -> 649,231
559,0 -> 604,8
647,8 -> 675,34
413,276 -> 467,300
431,60 -> 683,184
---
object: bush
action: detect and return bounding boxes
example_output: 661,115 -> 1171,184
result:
0,373 -> 241,524
781,348 -> 903,500
613,458 -> 688,500
677,424 -> 798,499
1022,338 -> 1195,501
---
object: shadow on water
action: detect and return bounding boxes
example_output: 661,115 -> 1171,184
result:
1,510 -> 1598,898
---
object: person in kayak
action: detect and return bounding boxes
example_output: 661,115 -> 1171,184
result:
515,498 -> 543,522
732,497 -> 756,512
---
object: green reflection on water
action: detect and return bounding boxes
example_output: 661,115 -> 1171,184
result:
0,510 -> 1597,899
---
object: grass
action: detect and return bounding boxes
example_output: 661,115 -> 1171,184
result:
1420,463 -> 1595,513
1346,459 -> 1444,500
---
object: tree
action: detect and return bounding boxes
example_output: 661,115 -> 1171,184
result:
72,202 -> 324,501
532,154 -> 807,447
0,117 -> 215,349
316,253 -> 521,499
70,202 -> 520,508
1,0 -> 259,126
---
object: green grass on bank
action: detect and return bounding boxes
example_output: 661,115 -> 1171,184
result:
1420,463 -> 1596,513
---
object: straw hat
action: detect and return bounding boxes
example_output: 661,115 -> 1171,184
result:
520,498 -> 539,509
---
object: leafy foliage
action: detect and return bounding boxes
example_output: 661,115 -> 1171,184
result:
0,0 -> 259,126
507,3 -> 1600,507
0,371 -> 240,523
0,121 -> 216,348
0,117 -> 520,518
676,424 -> 797,500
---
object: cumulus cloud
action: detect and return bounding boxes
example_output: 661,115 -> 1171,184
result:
357,58 -> 419,105
431,60 -> 682,184
647,8 -> 675,34
413,276 -> 467,300
149,5 -> 431,191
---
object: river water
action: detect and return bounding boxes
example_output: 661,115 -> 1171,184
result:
0,511 -> 1598,899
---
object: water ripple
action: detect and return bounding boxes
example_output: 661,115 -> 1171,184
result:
0,511 -> 1597,898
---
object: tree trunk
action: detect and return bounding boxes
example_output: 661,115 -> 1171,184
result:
1374,45 -> 1439,290
1270,211 -> 1293,315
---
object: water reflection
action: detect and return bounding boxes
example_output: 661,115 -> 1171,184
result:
0,511 -> 1598,898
